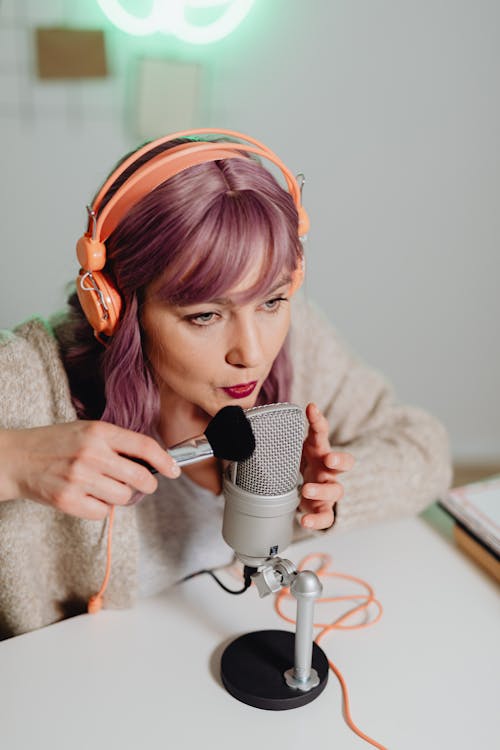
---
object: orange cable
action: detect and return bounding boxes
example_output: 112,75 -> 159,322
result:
275,553 -> 387,750
88,524 -> 386,748
87,505 -> 115,614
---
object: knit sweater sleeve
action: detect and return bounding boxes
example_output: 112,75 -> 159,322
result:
289,295 -> 452,532
0,318 -> 76,429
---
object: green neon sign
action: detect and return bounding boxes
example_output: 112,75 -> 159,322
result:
96,0 -> 256,44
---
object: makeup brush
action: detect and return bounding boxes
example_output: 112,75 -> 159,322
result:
128,405 -> 255,473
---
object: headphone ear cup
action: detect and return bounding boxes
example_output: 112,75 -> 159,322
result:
76,270 -> 122,337
288,255 -> 305,297
297,206 -> 310,238
76,235 -> 106,271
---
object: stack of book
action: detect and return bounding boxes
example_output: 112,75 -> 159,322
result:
439,475 -> 500,583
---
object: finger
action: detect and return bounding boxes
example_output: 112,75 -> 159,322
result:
80,473 -> 135,507
79,496 -> 112,521
299,497 -> 333,516
304,403 -> 331,454
97,423 -> 181,479
323,451 -> 355,472
51,486 -> 110,521
67,449 -> 160,496
301,481 -> 344,504
108,455 -> 161,495
301,506 -> 335,531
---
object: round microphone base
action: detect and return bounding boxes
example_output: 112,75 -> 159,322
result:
220,629 -> 329,710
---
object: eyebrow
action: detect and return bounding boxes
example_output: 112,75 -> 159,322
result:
205,274 -> 293,307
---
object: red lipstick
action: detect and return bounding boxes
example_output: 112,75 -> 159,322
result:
222,381 -> 257,399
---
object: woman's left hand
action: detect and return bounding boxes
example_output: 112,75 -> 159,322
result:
299,403 -> 355,530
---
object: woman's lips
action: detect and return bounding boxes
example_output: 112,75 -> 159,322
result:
221,381 -> 257,399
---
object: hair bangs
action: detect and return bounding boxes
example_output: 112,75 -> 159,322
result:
154,189 -> 299,306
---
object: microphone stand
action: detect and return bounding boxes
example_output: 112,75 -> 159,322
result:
220,555 -> 329,710
252,557 -> 323,691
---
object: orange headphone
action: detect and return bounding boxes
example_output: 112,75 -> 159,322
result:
76,128 -> 309,339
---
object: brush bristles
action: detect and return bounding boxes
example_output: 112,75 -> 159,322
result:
205,406 -> 255,462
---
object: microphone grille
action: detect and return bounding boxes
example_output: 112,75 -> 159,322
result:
234,403 -> 306,495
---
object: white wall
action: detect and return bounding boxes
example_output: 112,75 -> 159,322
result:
1,0 -> 499,461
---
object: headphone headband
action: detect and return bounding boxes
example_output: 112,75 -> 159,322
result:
92,128 -> 291,208
86,131 -> 306,249
76,128 -> 308,339
95,145 -> 244,244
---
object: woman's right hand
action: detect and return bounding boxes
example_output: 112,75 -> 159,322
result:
0,421 -> 181,520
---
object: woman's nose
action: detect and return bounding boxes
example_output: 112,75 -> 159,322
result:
225,319 -> 262,369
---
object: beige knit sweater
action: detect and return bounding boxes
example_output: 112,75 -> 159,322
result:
0,296 -> 452,639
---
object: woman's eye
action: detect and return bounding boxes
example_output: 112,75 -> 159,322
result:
263,296 -> 287,312
187,312 -> 217,326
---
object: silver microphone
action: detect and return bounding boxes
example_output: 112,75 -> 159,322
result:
222,403 -> 306,567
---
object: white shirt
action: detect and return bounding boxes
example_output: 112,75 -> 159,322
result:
135,471 -> 236,597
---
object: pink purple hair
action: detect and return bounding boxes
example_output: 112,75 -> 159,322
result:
57,138 -> 303,434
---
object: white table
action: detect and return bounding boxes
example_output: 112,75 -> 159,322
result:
1,512 -> 498,750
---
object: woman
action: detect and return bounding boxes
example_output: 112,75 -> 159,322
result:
0,130 -> 451,639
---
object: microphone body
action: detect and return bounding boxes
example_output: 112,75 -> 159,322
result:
222,480 -> 299,566
222,403 -> 306,566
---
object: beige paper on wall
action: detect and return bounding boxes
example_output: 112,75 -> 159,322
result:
35,28 -> 108,80
135,58 -> 202,139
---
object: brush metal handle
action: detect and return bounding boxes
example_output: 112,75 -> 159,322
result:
123,435 -> 213,474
